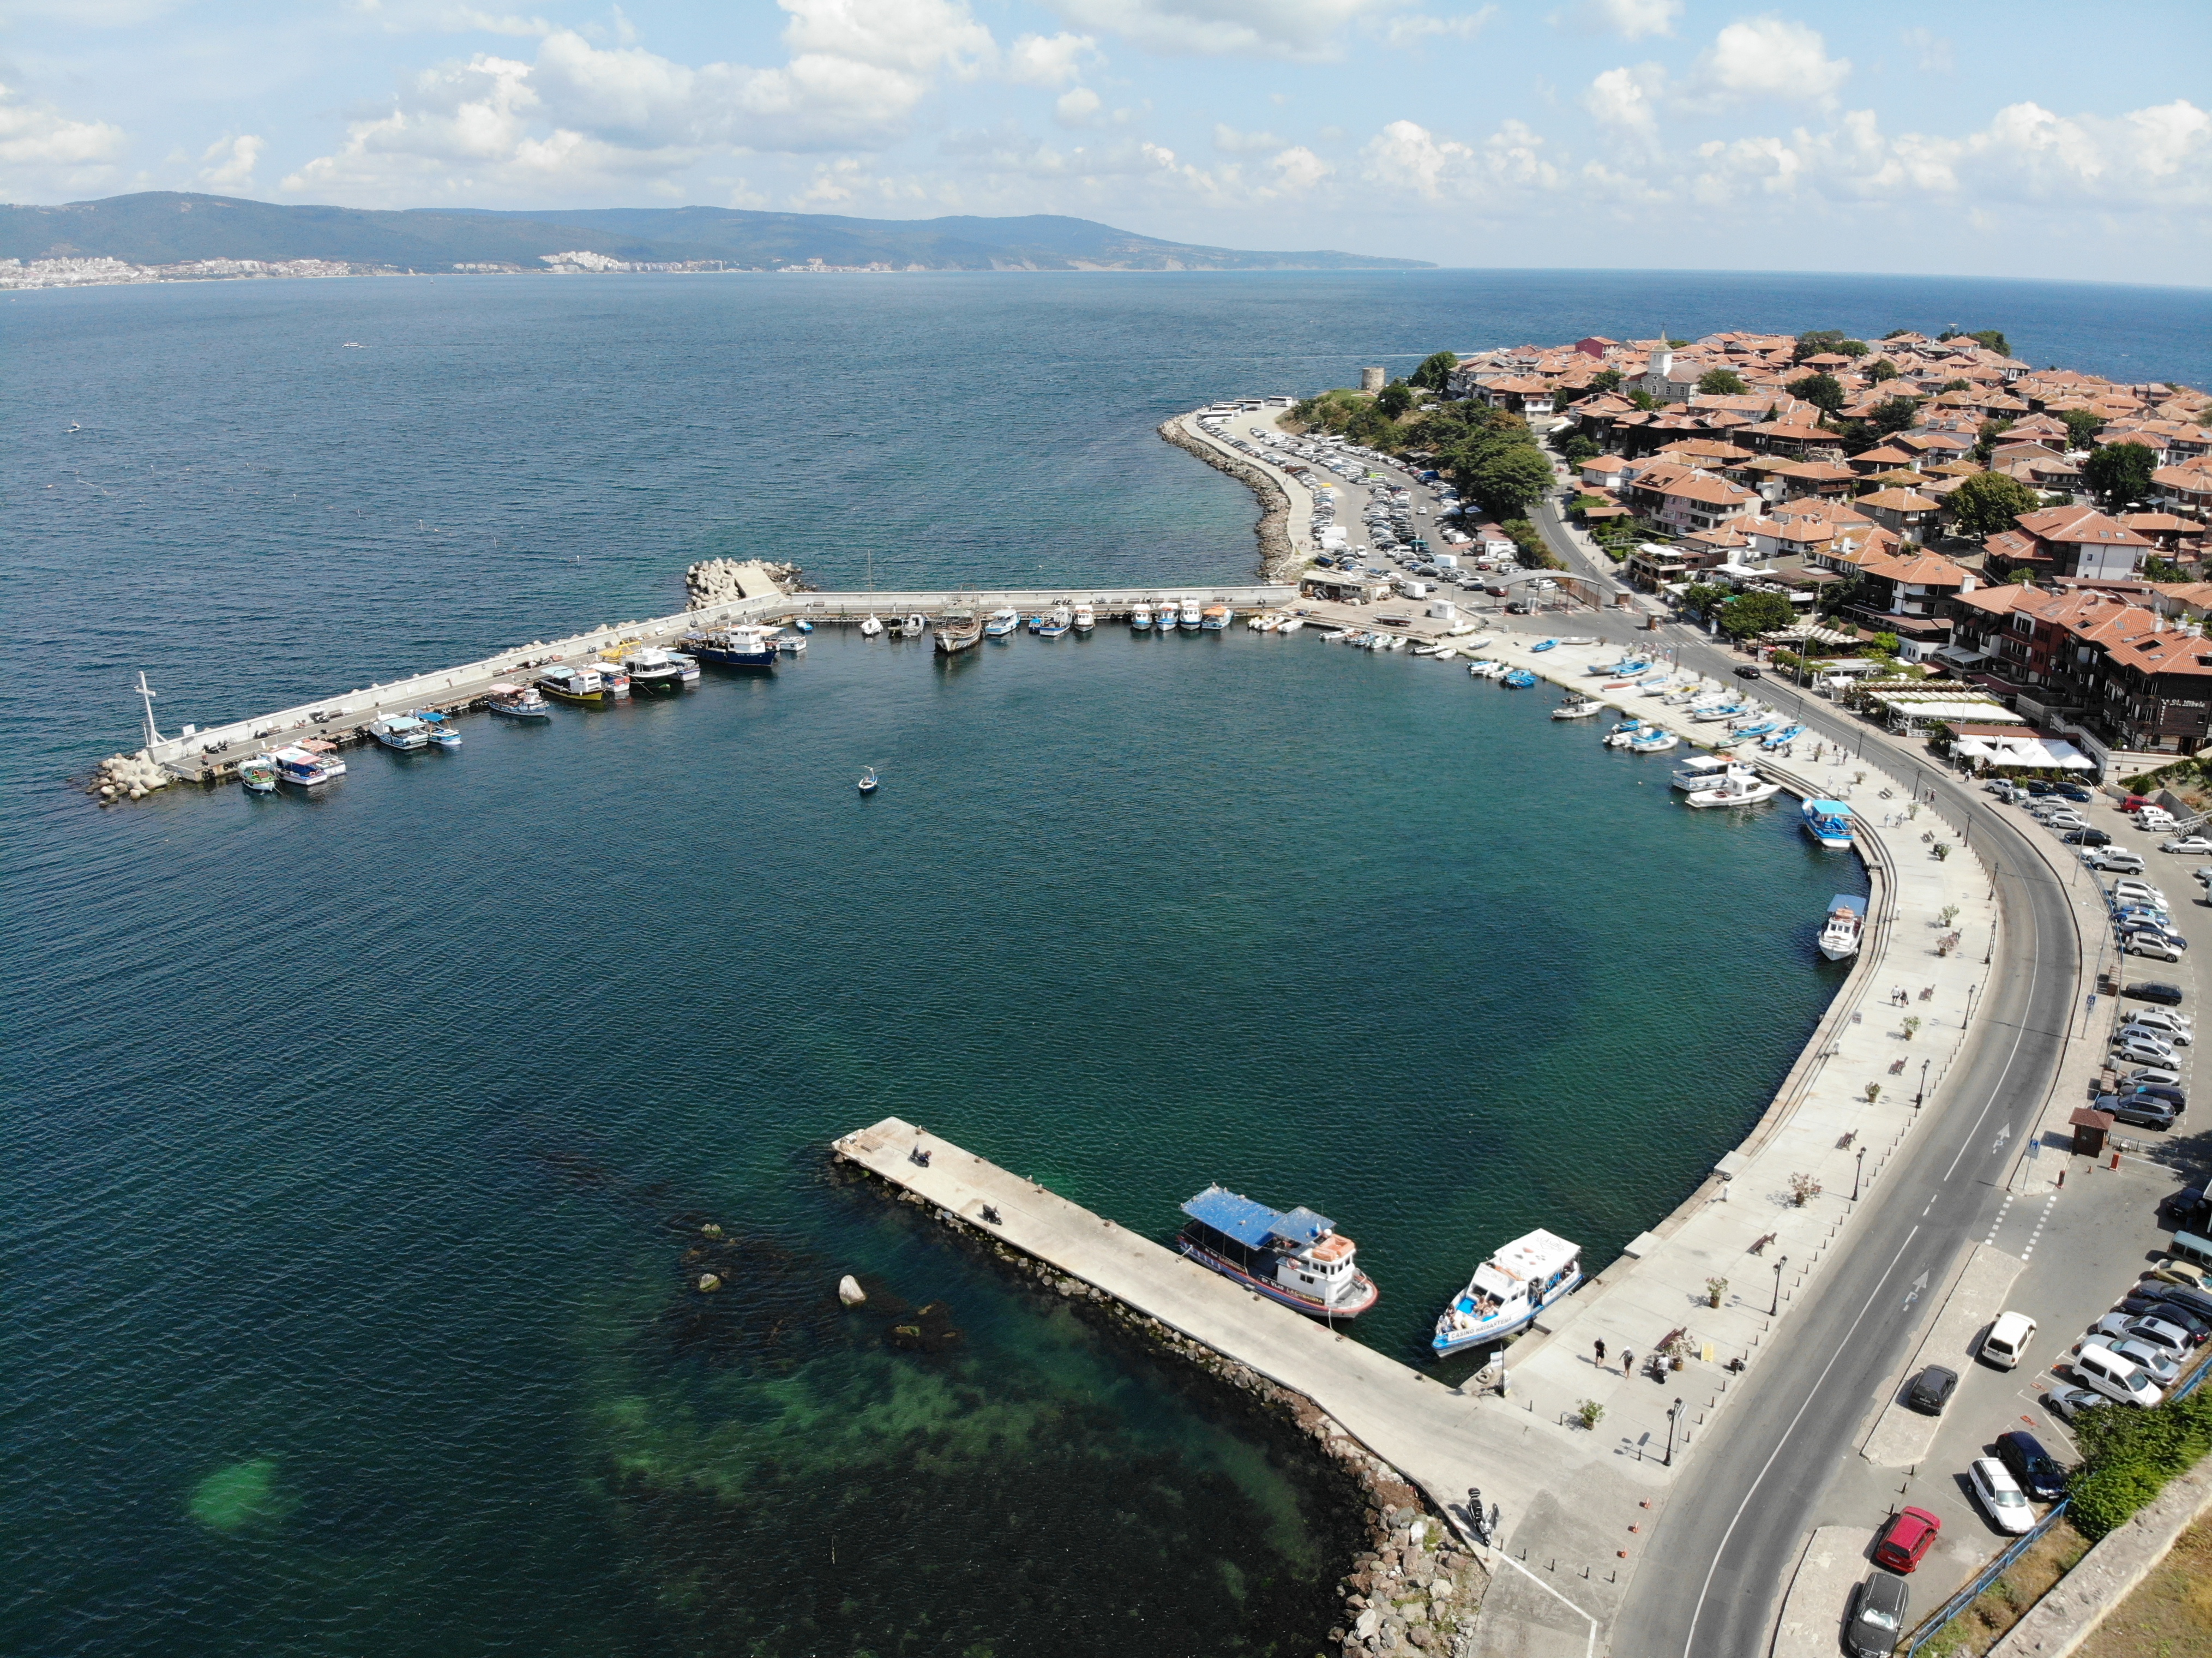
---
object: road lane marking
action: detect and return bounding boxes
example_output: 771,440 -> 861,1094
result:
1492,1553 -> 1597,1658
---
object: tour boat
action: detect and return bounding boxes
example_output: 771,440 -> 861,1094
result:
1176,1186 -> 1380,1320
1177,599 -> 1204,628
1501,668 -> 1538,688
1200,604 -> 1232,631
858,767 -> 879,796
1671,753 -> 1746,791
1129,603 -> 1153,630
537,664 -> 615,705
680,626 -> 778,670
1552,697 -> 1602,719
239,755 -> 278,793
412,710 -> 462,749
1818,893 -> 1867,960
1629,728 -> 1680,754
1072,603 -> 1095,632
935,610 -> 984,653
1432,1230 -> 1583,1355
369,714 -> 432,752
621,647 -> 688,694
985,608 -> 1021,638
1687,775 -> 1784,808
859,615 -> 883,637
485,682 -> 551,718
271,741 -> 344,788
1802,798 -> 1857,849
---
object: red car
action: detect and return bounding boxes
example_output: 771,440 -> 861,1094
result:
1873,1507 -> 1941,1573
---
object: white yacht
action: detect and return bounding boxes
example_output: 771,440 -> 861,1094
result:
1670,753 -> 1754,792
1686,775 -> 1784,808
1433,1230 -> 1583,1355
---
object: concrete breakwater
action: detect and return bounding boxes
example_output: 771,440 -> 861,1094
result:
1156,417 -> 1302,582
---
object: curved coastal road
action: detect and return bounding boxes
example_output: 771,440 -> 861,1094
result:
1579,627 -> 2084,1656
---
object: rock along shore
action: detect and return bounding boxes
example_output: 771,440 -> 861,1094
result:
1156,418 -> 1302,584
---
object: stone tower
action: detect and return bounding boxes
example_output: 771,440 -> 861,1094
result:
1361,366 -> 1386,392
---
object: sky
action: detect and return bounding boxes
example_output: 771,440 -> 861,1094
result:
3,1 -> 2208,281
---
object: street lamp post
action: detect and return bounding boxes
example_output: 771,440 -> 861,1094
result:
1855,1146 -> 1866,1200
1918,1058 -> 1930,1109
1666,1397 -> 1682,1467
1771,1255 -> 1788,1317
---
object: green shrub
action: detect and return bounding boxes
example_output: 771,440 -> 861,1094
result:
2069,1385 -> 2212,1539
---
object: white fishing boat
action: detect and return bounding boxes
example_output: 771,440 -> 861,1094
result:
485,682 -> 551,719
1072,602 -> 1095,632
1686,775 -> 1783,808
1671,753 -> 1746,791
1200,603 -> 1232,631
369,714 -> 432,752
238,755 -> 279,793
1129,603 -> 1154,630
1177,599 -> 1204,628
1818,893 -> 1867,960
1433,1230 -> 1583,1355
984,607 -> 1021,639
1802,798 -> 1856,850
271,741 -> 344,788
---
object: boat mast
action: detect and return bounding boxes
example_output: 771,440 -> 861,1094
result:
134,670 -> 164,748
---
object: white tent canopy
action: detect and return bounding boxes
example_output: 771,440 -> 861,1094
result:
1953,734 -> 2095,771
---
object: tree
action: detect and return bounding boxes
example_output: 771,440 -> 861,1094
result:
1972,417 -> 2016,463
1969,329 -> 2012,357
1718,590 -> 1795,639
1940,378 -> 1973,392
2083,440 -> 2159,509
1679,582 -> 1731,618
1697,368 -> 1747,396
1585,367 -> 1622,398
2063,407 -> 2106,451
1867,394 -> 1922,436
1559,432 -> 1599,464
1628,388 -> 1657,411
1882,327 -> 1915,339
1458,447 -> 1556,520
1794,328 -> 1849,363
1837,339 -> 1869,358
1950,471 -> 2041,537
1377,381 -> 1415,418
1866,358 -> 1898,382
1346,402 -> 1396,448
1786,373 -> 1845,416
1870,632 -> 1901,656
1409,350 -> 1459,392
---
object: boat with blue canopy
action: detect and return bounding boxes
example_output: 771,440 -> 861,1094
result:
1803,798 -> 1856,849
1176,1186 -> 1380,1320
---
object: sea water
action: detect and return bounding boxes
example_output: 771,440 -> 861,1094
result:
9,269 -> 2200,1656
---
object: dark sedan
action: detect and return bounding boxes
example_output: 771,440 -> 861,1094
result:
2063,828 -> 2113,846
1995,1431 -> 2069,1503
1734,665 -> 1762,679
1907,1366 -> 1958,1414
2126,982 -> 2187,1006
1847,1571 -> 1910,1656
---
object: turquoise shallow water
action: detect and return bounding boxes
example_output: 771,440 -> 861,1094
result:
8,270 -> 2198,1655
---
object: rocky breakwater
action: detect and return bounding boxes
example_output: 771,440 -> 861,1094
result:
1339,1510 -> 1488,1658
88,749 -> 175,803
683,557 -> 803,609
1157,418 -> 1299,583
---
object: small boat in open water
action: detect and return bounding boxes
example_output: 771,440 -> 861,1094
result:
1818,893 -> 1866,959
1433,1230 -> 1583,1355
1176,1186 -> 1379,1320
857,766 -> 879,796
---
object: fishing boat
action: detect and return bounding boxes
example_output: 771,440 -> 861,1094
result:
1691,701 -> 1748,723
1818,893 -> 1867,960
369,713 -> 432,752
238,755 -> 278,793
412,710 -> 462,749
1177,599 -> 1204,629
1129,602 -> 1153,630
485,682 -> 551,719
537,663 -> 616,705
1551,696 -> 1602,719
1629,728 -> 1680,753
1200,604 -> 1231,631
1036,615 -> 1070,638
1465,659 -> 1504,678
1175,1186 -> 1380,1320
985,608 -> 1021,639
1530,638 -> 1559,652
680,624 -> 778,670
934,609 -> 984,654
1432,1230 -> 1583,1356
271,741 -> 344,787
621,647 -> 688,694
1072,603 -> 1095,632
1728,720 -> 1778,742
1501,668 -> 1538,688
666,651 -> 701,686
1802,798 -> 1856,849
1686,774 -> 1784,808
857,766 -> 879,796
1671,753 -> 1751,791
772,629 -> 808,654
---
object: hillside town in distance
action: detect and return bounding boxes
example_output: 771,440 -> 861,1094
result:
1386,328 -> 2212,783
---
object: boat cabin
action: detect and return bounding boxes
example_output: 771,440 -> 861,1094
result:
1177,1186 -> 1375,1315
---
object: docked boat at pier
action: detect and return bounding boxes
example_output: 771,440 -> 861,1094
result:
1129,602 -> 1153,630
1551,696 -> 1601,719
1433,1230 -> 1583,1356
1177,599 -> 1203,629
620,647 -> 689,694
1671,753 -> 1752,792
985,607 -> 1021,639
1072,602 -> 1095,632
486,682 -> 551,718
1818,893 -> 1867,960
271,741 -> 344,788
679,624 -> 778,670
1802,798 -> 1856,849
1176,1186 -> 1379,1320
935,609 -> 984,654
238,755 -> 278,793
369,714 -> 432,752
1686,774 -> 1783,808
537,663 -> 618,705
413,710 -> 461,749
1200,604 -> 1231,631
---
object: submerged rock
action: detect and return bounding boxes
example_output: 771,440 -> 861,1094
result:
696,1273 -> 723,1293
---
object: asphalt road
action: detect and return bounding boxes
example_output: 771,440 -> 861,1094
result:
1575,625 -> 2085,1657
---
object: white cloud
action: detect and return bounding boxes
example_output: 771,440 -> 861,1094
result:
1054,86 -> 1102,125
1380,8 -> 1497,46
0,83 -> 129,188
1268,144 -> 1331,193
1901,27 -> 1952,75
1043,0 -> 1389,59
782,0 -> 994,77
1212,123 -> 1281,153
1360,117 -> 1472,199
1582,64 -> 1663,136
1005,32 -> 1098,87
1553,0 -> 1679,40
199,134 -> 264,188
1681,17 -> 1850,111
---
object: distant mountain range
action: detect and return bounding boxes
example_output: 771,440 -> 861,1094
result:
0,193 -> 1431,273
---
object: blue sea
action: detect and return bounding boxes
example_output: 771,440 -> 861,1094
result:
7,269 -> 2205,1657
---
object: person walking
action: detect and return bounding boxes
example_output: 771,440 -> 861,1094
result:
1621,1350 -> 1634,1378
1594,1338 -> 1607,1366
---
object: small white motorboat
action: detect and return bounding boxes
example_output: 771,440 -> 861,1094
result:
859,615 -> 884,638
858,766 -> 880,796
1628,728 -> 1680,754
1129,603 -> 1153,630
1072,603 -> 1095,632
1818,893 -> 1866,959
1551,697 -> 1602,719
1686,776 -> 1784,808
1276,615 -> 1306,634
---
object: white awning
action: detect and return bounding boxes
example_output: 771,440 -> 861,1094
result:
1953,734 -> 2095,771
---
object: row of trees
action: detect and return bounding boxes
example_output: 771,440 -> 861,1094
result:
1291,367 -> 1562,524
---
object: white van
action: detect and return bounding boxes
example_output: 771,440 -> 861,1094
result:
1981,1311 -> 2036,1370
2075,1342 -> 2163,1405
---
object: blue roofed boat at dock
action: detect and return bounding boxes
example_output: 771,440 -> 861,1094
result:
1433,1229 -> 1583,1356
411,709 -> 462,749
1175,1186 -> 1379,1320
368,713 -> 432,752
1802,798 -> 1857,849
677,623 -> 778,671
1819,893 -> 1867,960
485,681 -> 551,719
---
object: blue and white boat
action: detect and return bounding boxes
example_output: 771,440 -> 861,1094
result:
1819,893 -> 1867,960
1728,720 -> 1778,741
988,608 -> 1021,638
369,714 -> 431,752
1036,616 -> 1069,638
1176,1186 -> 1380,1320
678,625 -> 778,670
1530,638 -> 1558,653
1502,668 -> 1538,688
1761,723 -> 1805,751
1433,1229 -> 1583,1356
1630,728 -> 1680,753
1803,798 -> 1856,849
1602,719 -> 1646,748
412,710 -> 462,749
1590,657 -> 1650,677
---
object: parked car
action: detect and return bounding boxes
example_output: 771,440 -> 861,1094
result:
2046,1385 -> 2108,1425
2145,1259 -> 2210,1289
2123,935 -> 2184,963
2090,849 -> 2148,874
1872,1506 -> 1943,1573
2138,1279 -> 2212,1322
2043,812 -> 2091,831
2113,879 -> 2169,903
2125,981 -> 2186,1006
1734,665 -> 1762,679
1968,1458 -> 2035,1535
2105,1096 -> 2179,1130
1846,1571 -> 1910,1657
2073,1342 -> 2165,1405
2123,1082 -> 2188,1109
1907,1365 -> 1958,1414
2161,836 -> 2212,855
2125,1314 -> 2201,1354
1994,1431 -> 2068,1503
2118,1018 -> 2190,1048
2100,1337 -> 2181,1386
2123,1066 -> 2186,1088
2113,1035 -> 2180,1066
2055,785 -> 2094,802
2063,828 -> 2113,846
